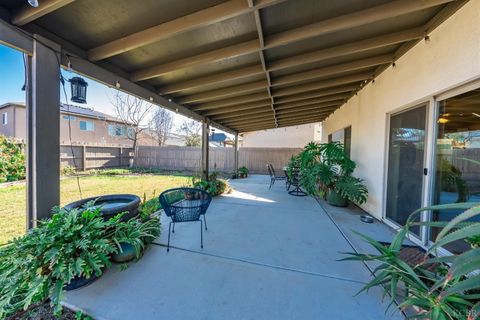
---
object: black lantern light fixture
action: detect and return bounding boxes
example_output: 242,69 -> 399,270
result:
70,77 -> 88,104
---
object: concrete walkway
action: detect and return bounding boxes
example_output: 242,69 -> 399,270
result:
65,175 -> 403,320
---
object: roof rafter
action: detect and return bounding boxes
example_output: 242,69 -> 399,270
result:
12,0 -> 75,26
88,0 -> 285,61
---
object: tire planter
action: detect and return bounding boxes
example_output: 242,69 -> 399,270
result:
326,190 -> 348,207
63,194 -> 141,222
112,242 -> 137,263
64,274 -> 98,291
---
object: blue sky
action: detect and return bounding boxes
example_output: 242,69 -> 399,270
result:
0,44 -> 197,131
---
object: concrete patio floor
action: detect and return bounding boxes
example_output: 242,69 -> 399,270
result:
65,175 -> 404,320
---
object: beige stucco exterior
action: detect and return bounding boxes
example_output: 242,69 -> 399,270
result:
0,103 -> 133,146
321,0 -> 480,220
240,123 -> 322,148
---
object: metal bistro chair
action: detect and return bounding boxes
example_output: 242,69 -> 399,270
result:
267,164 -> 287,189
159,188 -> 212,252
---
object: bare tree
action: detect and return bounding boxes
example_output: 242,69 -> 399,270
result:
178,120 -> 202,147
111,91 -> 154,166
149,108 -> 174,146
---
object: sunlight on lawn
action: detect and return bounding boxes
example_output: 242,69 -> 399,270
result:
0,174 -> 191,245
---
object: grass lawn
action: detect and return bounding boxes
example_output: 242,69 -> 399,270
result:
0,174 -> 192,245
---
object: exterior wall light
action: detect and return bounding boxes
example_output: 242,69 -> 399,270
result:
69,77 -> 88,104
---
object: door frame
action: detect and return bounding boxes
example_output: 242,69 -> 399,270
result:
382,101 -> 432,246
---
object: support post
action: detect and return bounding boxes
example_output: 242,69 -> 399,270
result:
201,120 -> 210,180
234,133 -> 239,174
26,35 -> 60,229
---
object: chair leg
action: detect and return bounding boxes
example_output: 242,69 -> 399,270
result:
167,222 -> 172,252
200,220 -> 204,249
172,222 -> 175,233
269,178 -> 273,189
203,215 -> 208,230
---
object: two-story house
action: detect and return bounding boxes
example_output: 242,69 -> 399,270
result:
0,102 -> 134,146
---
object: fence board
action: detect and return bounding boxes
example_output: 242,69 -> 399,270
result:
135,146 -> 301,174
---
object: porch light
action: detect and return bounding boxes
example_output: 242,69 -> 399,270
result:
70,77 -> 88,104
438,117 -> 449,124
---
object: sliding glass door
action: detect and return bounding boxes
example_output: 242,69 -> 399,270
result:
431,89 -> 480,253
386,105 -> 428,236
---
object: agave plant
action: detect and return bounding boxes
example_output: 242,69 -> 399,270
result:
343,201 -> 480,320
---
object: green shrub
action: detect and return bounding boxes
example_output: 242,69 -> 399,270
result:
0,203 -> 160,318
238,166 -> 249,178
61,165 -> 76,176
192,172 -> 229,196
0,136 -> 25,183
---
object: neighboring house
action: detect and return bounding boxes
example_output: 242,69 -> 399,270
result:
209,133 -> 232,147
0,102 -> 133,146
137,129 -> 187,147
240,123 -> 322,148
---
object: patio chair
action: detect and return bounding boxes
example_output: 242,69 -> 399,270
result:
267,164 -> 287,189
159,187 -> 212,252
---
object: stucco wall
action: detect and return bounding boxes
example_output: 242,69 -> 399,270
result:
241,123 -> 322,148
321,1 -> 480,219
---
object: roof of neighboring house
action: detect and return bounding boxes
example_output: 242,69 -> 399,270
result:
0,102 -> 125,123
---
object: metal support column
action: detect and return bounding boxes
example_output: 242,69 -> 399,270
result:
26,35 -> 61,228
201,120 -> 210,180
234,133 -> 239,173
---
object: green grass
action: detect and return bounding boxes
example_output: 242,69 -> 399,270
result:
0,174 -> 192,245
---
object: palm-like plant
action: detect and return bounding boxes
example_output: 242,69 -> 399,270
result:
290,141 -> 368,205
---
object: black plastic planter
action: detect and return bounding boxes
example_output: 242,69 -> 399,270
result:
112,242 -> 138,263
64,274 -> 98,291
64,194 -> 141,221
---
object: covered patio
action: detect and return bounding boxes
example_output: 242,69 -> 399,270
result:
65,175 -> 403,320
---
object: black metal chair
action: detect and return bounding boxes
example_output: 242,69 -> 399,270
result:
159,188 -> 212,252
267,164 -> 287,189
288,167 -> 307,196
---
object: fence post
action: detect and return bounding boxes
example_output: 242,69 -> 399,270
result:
120,147 -> 123,167
82,145 -> 87,171
234,133 -> 239,173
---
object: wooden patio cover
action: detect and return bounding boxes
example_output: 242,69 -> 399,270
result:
0,0 -> 468,133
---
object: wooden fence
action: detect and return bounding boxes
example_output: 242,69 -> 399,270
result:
135,146 -> 301,174
60,145 -> 133,170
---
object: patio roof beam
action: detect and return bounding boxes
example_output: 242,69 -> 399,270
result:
220,117 -> 276,126
268,27 -> 424,71
131,39 -> 260,82
159,28 -> 424,95
193,92 -> 270,111
273,72 -> 372,97
264,0 -> 454,49
11,0 -> 75,26
276,110 -> 335,120
277,114 -> 328,123
132,0 -> 449,82
0,18 -> 33,54
275,84 -> 358,104
275,95 -> 348,109
210,108 -> 273,121
275,104 -> 340,116
271,54 -> 393,87
160,65 -> 264,94
200,100 -> 272,116
249,0 -> 277,127
213,110 -> 273,122
177,79 -> 268,104
88,0 -> 284,62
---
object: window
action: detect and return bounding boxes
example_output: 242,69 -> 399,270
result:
329,126 -> 352,158
79,120 -> 94,131
62,115 -> 76,121
2,113 -> 7,125
108,124 -> 129,137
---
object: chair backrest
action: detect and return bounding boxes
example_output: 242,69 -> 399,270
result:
266,164 -> 275,178
159,188 -> 212,222
269,164 -> 277,176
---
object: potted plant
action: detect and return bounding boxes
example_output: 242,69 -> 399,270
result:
238,166 -> 249,178
294,141 -> 368,206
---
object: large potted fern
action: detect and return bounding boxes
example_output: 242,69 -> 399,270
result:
292,141 -> 368,206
